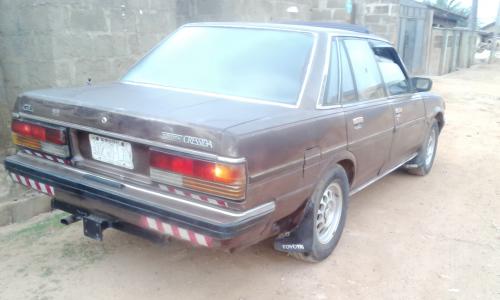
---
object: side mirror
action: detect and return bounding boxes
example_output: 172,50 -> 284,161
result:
411,77 -> 433,92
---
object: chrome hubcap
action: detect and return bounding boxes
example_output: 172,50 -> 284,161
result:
316,182 -> 343,244
425,128 -> 436,167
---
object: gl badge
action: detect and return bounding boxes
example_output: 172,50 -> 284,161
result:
22,104 -> 33,113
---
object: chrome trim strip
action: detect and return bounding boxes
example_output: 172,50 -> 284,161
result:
316,37 -> 342,110
349,153 -> 417,196
341,96 -> 394,108
297,31 -> 319,108
327,32 -> 391,48
15,152 -> 275,220
125,183 -> 274,220
18,112 -> 246,164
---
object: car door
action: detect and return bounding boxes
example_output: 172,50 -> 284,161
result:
340,39 -> 394,189
372,45 -> 426,170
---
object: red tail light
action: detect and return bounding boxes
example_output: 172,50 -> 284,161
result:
150,150 -> 246,200
12,120 -> 66,145
11,120 -> 69,157
150,151 -> 244,185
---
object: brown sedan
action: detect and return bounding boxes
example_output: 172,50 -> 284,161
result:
4,22 -> 445,262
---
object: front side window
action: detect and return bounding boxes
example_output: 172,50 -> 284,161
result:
122,26 -> 314,105
343,39 -> 386,101
373,47 -> 409,96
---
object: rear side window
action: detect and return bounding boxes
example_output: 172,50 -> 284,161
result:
343,39 -> 386,101
373,47 -> 410,96
323,40 -> 339,106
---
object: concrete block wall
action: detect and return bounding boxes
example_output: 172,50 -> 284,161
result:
0,0 -> 320,154
428,28 -> 480,75
176,0 -> 314,24
0,0 -> 178,153
0,0 -> 405,155
310,0 -> 353,23
362,0 -> 400,44
0,68 -> 9,156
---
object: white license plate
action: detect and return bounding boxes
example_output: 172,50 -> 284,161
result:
89,134 -> 134,169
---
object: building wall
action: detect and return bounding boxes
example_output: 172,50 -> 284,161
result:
0,0 -> 178,153
0,0 -> 413,154
428,27 -> 479,75
358,0 -> 400,44
177,0 -> 314,24
310,0 -> 353,23
0,67 -> 9,156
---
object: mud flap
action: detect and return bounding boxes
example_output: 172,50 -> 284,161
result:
273,200 -> 314,253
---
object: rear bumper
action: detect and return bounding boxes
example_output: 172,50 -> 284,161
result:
4,154 -> 275,248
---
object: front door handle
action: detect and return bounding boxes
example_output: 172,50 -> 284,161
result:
394,107 -> 403,115
352,116 -> 364,129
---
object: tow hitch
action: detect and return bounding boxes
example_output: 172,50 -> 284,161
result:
60,213 -> 111,241
53,200 -> 167,244
82,215 -> 111,241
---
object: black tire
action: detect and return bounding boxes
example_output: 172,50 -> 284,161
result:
292,165 -> 349,262
407,120 -> 439,176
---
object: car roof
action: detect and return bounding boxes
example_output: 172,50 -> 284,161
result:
277,21 -> 371,34
182,22 -> 391,44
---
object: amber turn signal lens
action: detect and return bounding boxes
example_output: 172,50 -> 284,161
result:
12,133 -> 41,150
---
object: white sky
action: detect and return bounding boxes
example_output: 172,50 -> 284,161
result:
416,0 -> 499,24
460,0 -> 499,24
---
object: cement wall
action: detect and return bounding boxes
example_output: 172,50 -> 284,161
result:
362,0 -> 400,44
0,66 -> 9,156
428,27 -> 479,75
0,0 -> 327,154
177,0 -> 314,24
0,0 -> 431,155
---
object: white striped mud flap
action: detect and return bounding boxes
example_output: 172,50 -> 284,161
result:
9,172 -> 55,196
141,216 -> 214,248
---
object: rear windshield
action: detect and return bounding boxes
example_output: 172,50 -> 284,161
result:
122,26 -> 314,105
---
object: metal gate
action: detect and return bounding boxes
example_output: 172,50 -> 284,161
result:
398,0 -> 432,74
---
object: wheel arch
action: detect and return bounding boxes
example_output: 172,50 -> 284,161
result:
318,149 -> 356,188
435,111 -> 445,132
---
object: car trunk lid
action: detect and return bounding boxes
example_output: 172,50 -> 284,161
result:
14,82 -> 288,157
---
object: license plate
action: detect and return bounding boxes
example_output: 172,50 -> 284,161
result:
89,134 -> 134,169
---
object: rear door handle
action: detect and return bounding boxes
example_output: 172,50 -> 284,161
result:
352,116 -> 364,129
394,107 -> 403,115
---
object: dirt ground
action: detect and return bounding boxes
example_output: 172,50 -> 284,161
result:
0,63 -> 499,300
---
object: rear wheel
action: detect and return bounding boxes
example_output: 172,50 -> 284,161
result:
407,120 -> 439,176
292,165 -> 349,262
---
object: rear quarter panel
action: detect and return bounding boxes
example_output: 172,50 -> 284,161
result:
227,107 -> 348,223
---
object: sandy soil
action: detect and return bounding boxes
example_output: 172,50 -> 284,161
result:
0,63 -> 499,300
